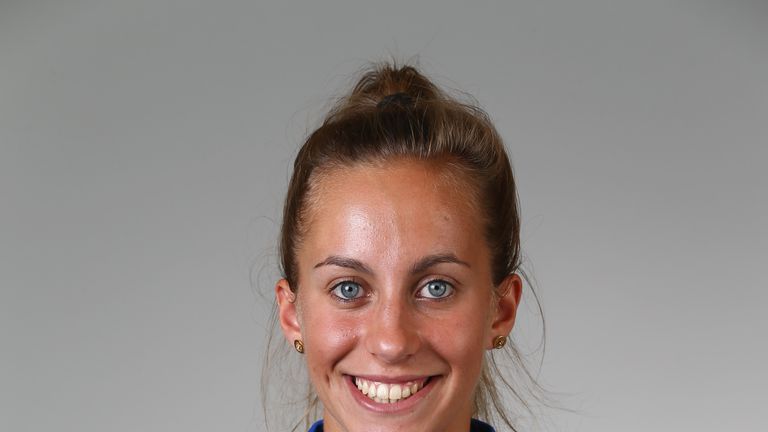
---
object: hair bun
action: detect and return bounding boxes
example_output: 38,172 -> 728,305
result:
376,92 -> 414,109
339,64 -> 441,115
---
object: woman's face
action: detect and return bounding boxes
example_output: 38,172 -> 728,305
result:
277,160 -> 521,432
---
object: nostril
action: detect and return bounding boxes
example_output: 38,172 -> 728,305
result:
368,336 -> 419,363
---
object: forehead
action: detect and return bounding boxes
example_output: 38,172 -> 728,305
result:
299,159 -> 488,272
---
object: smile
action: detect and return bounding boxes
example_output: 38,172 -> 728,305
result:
352,376 -> 431,404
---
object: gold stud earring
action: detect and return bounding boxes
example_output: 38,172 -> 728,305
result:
293,339 -> 304,354
492,335 -> 507,349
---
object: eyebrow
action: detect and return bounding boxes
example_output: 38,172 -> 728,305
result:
313,252 -> 470,275
409,253 -> 471,275
313,256 -> 374,274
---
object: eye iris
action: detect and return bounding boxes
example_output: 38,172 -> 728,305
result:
340,282 -> 359,299
427,281 -> 447,297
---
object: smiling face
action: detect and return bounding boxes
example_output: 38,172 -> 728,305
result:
277,159 -> 521,432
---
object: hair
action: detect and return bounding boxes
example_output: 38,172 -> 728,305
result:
263,61 -> 548,432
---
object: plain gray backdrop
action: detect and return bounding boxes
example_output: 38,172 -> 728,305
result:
2,0 -> 766,431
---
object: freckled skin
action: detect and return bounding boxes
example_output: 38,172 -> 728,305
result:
276,160 -> 521,432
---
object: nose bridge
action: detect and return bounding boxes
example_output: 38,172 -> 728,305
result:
365,286 -> 419,363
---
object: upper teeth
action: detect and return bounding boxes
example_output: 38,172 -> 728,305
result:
354,377 -> 425,403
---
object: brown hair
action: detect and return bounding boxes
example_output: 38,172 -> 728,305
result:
267,62 -> 547,431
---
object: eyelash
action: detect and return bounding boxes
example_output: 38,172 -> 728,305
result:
416,279 -> 455,300
330,280 -> 366,303
328,278 -> 456,303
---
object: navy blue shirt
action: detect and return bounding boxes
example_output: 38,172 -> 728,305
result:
307,418 -> 495,432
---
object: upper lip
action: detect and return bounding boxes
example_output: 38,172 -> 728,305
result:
348,374 -> 434,384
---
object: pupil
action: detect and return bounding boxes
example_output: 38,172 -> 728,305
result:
428,282 -> 446,297
342,283 -> 358,298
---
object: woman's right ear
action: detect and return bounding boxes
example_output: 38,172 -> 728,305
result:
275,278 -> 301,343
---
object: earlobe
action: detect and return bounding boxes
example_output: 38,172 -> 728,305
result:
490,273 -> 523,343
275,278 -> 302,343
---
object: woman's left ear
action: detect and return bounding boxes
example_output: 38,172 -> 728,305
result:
490,273 -> 523,339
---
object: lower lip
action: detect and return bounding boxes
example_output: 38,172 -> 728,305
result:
345,375 -> 439,414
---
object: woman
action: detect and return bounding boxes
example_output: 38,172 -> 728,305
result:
271,63 -> 542,432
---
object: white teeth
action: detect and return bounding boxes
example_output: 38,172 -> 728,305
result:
376,383 -> 388,400
389,384 -> 402,401
354,377 -> 428,403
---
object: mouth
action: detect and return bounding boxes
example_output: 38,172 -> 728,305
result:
353,376 -> 430,403
344,374 -> 437,411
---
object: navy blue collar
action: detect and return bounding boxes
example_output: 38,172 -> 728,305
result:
307,418 -> 495,432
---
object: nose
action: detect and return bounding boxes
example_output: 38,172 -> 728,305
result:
364,296 -> 420,363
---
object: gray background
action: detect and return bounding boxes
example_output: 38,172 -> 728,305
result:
2,0 -> 766,431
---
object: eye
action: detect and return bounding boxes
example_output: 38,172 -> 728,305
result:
418,280 -> 454,299
331,280 -> 364,300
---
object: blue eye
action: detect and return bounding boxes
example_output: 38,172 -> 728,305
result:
419,280 -> 454,299
332,281 -> 363,300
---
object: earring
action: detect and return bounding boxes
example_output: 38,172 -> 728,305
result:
293,339 -> 304,354
492,335 -> 507,349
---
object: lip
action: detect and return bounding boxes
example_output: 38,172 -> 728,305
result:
353,374 -> 430,385
344,374 -> 439,414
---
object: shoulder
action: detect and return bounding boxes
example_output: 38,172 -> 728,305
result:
307,420 -> 323,432
308,418 -> 494,432
471,418 -> 497,432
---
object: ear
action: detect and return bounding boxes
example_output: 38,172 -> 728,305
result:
275,278 -> 302,343
489,273 -> 523,346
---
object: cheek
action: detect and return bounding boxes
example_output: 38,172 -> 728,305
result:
300,303 -> 359,376
426,305 -> 490,370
